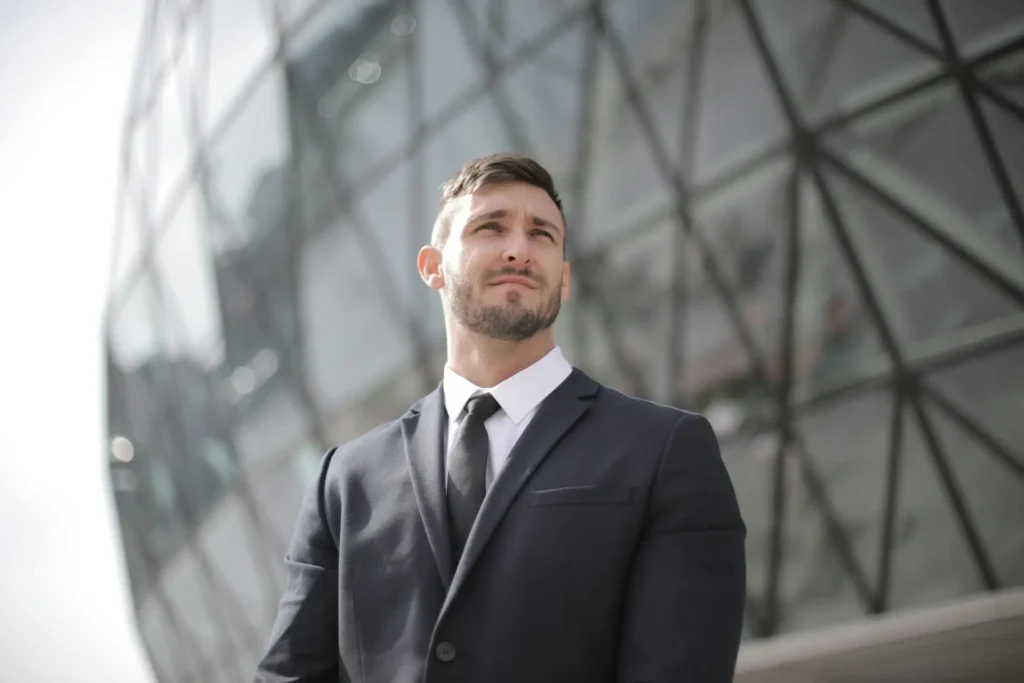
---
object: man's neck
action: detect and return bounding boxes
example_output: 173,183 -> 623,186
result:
446,330 -> 555,388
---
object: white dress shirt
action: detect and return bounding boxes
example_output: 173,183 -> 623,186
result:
443,346 -> 573,488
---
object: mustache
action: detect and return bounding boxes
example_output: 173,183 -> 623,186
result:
486,267 -> 544,286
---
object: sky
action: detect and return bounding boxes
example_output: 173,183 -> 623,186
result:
0,2 -> 154,681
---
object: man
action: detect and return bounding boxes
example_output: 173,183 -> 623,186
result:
255,153 -> 746,683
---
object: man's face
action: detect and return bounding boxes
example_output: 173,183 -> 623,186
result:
436,182 -> 570,342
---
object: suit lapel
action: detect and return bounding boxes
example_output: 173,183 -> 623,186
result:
444,368 -> 599,604
401,385 -> 455,590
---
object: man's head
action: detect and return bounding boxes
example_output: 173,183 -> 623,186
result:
417,152 -> 570,343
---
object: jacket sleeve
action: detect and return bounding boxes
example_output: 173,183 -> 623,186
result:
617,413 -> 747,683
255,448 -> 345,683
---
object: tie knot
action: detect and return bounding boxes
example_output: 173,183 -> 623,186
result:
465,393 -> 501,421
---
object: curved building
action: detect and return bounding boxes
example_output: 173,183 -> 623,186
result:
105,1 -> 1024,681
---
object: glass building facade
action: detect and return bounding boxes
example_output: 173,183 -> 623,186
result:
104,1 -> 1024,681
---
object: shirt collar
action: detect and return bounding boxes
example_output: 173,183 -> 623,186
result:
443,346 -> 573,425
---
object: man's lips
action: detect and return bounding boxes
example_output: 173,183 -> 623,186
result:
490,276 -> 536,288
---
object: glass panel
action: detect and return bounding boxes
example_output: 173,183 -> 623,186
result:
205,0 -> 277,132
694,159 -> 791,365
755,0 -> 941,124
502,22 -> 587,191
464,0 -> 585,61
925,401 -> 1024,587
298,212 -> 417,414
417,0 -> 484,120
422,94 -> 513,201
248,441 -> 322,544
826,166 -> 1023,346
160,549 -> 238,673
777,439 -> 868,632
797,387 -> 894,593
196,493 -> 278,634
718,431 -> 774,608
582,39 -> 674,248
111,192 -> 145,289
857,0 -> 942,50
153,188 -> 225,370
828,84 -> 1024,259
889,405 -> 984,610
287,0 -> 413,181
927,344 -> 1024,465
563,220 -> 673,401
790,171 -> 889,397
153,59 -> 192,214
941,0 -> 1024,57
110,272 -> 161,373
281,0 -> 323,30
691,1 -> 788,184
981,52 -> 1024,109
980,98 -> 1024,253
139,598 -> 196,683
605,0 -> 699,167
205,69 -> 290,254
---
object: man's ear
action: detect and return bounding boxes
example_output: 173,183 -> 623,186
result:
418,245 -> 445,290
560,261 -> 571,302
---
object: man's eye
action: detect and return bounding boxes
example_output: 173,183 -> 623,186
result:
533,229 -> 554,240
478,223 -> 500,231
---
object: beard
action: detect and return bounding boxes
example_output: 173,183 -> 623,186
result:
445,266 -> 562,342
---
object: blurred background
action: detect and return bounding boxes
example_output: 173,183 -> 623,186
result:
3,0 -> 1024,681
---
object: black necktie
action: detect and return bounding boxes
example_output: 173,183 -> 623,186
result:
447,393 -> 501,564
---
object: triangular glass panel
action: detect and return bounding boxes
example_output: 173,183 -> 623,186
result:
563,219 -> 674,403
204,0 -> 277,132
152,189 -> 225,370
111,191 -> 146,290
925,344 -> 1024,476
923,396 -> 1024,586
693,158 -> 791,365
796,385 -> 894,593
581,38 -> 675,249
888,404 -> 984,610
298,213 -> 415,415
979,96 -> 1024,255
789,169 -> 890,398
502,22 -> 587,191
776,439 -> 869,633
979,53 -> 1024,110
855,0 -> 944,51
475,0 -> 587,61
422,94 -> 514,201
604,0 -> 701,168
691,1 -> 788,184
716,429 -> 777,615
824,164 -> 1024,347
205,70 -> 290,254
755,0 -> 941,124
940,0 -> 1024,57
826,83 -> 1024,263
109,271 -> 162,374
153,59 -> 193,217
416,0 -> 486,121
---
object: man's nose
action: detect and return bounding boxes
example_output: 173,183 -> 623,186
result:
502,227 -> 531,264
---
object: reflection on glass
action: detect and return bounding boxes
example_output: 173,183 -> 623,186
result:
206,0 -> 277,132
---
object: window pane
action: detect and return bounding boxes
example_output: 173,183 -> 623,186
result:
942,0 -> 1024,57
205,0 -> 277,132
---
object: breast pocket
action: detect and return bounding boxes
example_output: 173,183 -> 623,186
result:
531,485 -> 636,506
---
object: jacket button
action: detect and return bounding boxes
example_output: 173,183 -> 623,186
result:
435,642 -> 457,662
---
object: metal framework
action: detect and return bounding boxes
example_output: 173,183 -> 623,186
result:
105,1 -> 1024,681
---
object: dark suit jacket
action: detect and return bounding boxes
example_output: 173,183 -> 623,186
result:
255,368 -> 746,683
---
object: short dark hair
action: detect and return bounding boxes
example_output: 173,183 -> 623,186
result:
431,152 -> 565,247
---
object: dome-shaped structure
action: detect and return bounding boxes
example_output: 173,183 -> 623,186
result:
104,1 -> 1024,680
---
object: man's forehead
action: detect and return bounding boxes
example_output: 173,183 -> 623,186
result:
451,182 -> 561,222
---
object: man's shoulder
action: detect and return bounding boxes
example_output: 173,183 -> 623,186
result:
592,380 -> 699,426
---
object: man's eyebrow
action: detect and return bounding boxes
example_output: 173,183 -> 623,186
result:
466,209 -> 562,234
